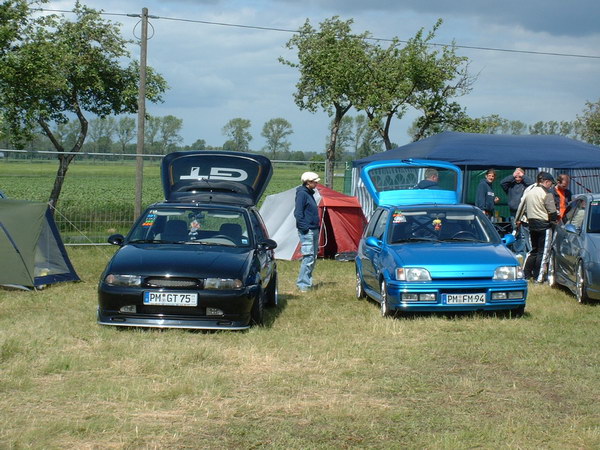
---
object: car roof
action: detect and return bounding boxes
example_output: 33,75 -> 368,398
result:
161,151 -> 272,206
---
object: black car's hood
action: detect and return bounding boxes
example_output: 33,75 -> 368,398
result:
106,244 -> 253,279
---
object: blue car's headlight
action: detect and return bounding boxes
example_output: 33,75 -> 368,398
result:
204,278 -> 243,290
104,274 -> 142,287
396,268 -> 432,281
493,266 -> 524,280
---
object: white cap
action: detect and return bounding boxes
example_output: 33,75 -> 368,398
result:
301,171 -> 320,183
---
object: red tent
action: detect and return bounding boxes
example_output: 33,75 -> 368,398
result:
259,185 -> 367,260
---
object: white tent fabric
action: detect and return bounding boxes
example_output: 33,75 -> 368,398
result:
259,187 -> 322,260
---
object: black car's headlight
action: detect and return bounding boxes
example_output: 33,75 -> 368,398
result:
493,266 -> 524,280
104,274 -> 143,287
204,278 -> 243,290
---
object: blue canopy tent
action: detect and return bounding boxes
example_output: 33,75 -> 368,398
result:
352,131 -> 600,216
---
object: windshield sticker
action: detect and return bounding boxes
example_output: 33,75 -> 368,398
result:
142,213 -> 156,227
392,211 -> 406,223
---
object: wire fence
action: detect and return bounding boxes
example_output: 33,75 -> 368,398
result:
0,149 -> 351,245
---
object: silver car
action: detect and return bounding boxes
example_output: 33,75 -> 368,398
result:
548,193 -> 600,302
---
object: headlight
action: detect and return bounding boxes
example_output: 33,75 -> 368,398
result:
396,267 -> 431,281
493,266 -> 524,280
104,274 -> 142,287
204,278 -> 243,290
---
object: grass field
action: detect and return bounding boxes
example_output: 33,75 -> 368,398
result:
1,247 -> 598,448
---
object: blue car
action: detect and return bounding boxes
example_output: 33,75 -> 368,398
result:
548,193 -> 600,303
355,160 -> 527,317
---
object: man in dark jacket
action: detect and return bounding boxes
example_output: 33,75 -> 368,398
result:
416,168 -> 441,189
475,168 -> 499,218
294,171 -> 321,292
500,168 -> 533,259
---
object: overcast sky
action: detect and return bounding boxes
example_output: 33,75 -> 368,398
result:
44,0 -> 600,151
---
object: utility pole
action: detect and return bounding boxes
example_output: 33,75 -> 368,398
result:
134,8 -> 149,220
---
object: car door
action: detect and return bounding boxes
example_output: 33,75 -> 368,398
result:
249,209 -> 275,287
557,199 -> 587,281
362,209 -> 389,291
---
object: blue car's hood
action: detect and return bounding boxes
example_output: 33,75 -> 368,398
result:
107,244 -> 252,279
390,242 -> 519,278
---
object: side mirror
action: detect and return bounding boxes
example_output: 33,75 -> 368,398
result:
365,236 -> 382,249
258,238 -> 277,250
501,233 -> 516,246
564,224 -> 579,234
108,234 -> 125,246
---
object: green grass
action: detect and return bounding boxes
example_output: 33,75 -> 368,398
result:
1,247 -> 599,448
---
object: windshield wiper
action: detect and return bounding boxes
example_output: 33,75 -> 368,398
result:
391,237 -> 438,243
440,237 -> 486,243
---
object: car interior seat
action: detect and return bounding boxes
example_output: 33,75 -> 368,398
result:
161,219 -> 189,242
219,223 -> 244,245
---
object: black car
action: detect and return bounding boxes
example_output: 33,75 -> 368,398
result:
97,151 -> 278,330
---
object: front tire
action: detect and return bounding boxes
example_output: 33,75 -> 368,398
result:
547,251 -> 557,288
265,272 -> 278,308
380,280 -> 392,317
251,287 -> 265,326
356,266 -> 366,299
576,262 -> 590,304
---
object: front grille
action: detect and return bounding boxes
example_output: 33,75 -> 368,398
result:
145,277 -> 202,289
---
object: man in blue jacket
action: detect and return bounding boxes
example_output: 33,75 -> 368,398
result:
500,167 -> 533,260
294,171 -> 321,292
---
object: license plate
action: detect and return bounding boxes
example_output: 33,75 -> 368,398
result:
445,293 -> 486,304
143,291 -> 198,306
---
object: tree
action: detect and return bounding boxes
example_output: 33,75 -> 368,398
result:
222,118 -> 252,151
261,118 -> 293,159
158,115 -> 183,154
576,99 -> 600,145
115,116 -> 136,154
186,138 -> 207,150
144,115 -> 162,154
88,117 -> 116,153
280,17 -> 370,187
0,1 -> 167,211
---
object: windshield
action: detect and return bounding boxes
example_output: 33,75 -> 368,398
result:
387,208 -> 499,244
127,207 -> 250,247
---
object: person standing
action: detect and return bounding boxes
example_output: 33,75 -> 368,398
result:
553,173 -> 572,221
500,168 -> 534,259
294,171 -> 321,292
476,168 -> 500,218
515,172 -> 558,282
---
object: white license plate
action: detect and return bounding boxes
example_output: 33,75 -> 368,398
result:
445,293 -> 486,304
143,291 -> 198,306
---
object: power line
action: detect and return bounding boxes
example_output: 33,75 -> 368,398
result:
37,8 -> 600,60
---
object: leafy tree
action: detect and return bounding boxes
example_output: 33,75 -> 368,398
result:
0,1 -> 167,211
222,117 -> 252,151
261,117 -> 293,159
88,117 -> 116,153
186,138 -> 207,150
576,99 -> 600,145
280,17 -> 370,187
529,120 -> 575,137
144,115 -> 162,154
158,115 -> 183,154
116,116 -> 136,153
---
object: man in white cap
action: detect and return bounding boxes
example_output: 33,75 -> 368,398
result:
294,171 -> 320,292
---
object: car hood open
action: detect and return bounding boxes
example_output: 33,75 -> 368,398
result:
360,159 -> 462,207
161,151 -> 272,206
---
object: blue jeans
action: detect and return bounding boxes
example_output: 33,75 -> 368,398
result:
510,217 -> 531,261
296,229 -> 319,290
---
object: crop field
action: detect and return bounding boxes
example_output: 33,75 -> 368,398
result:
0,247 -> 598,448
0,158 -> 343,243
